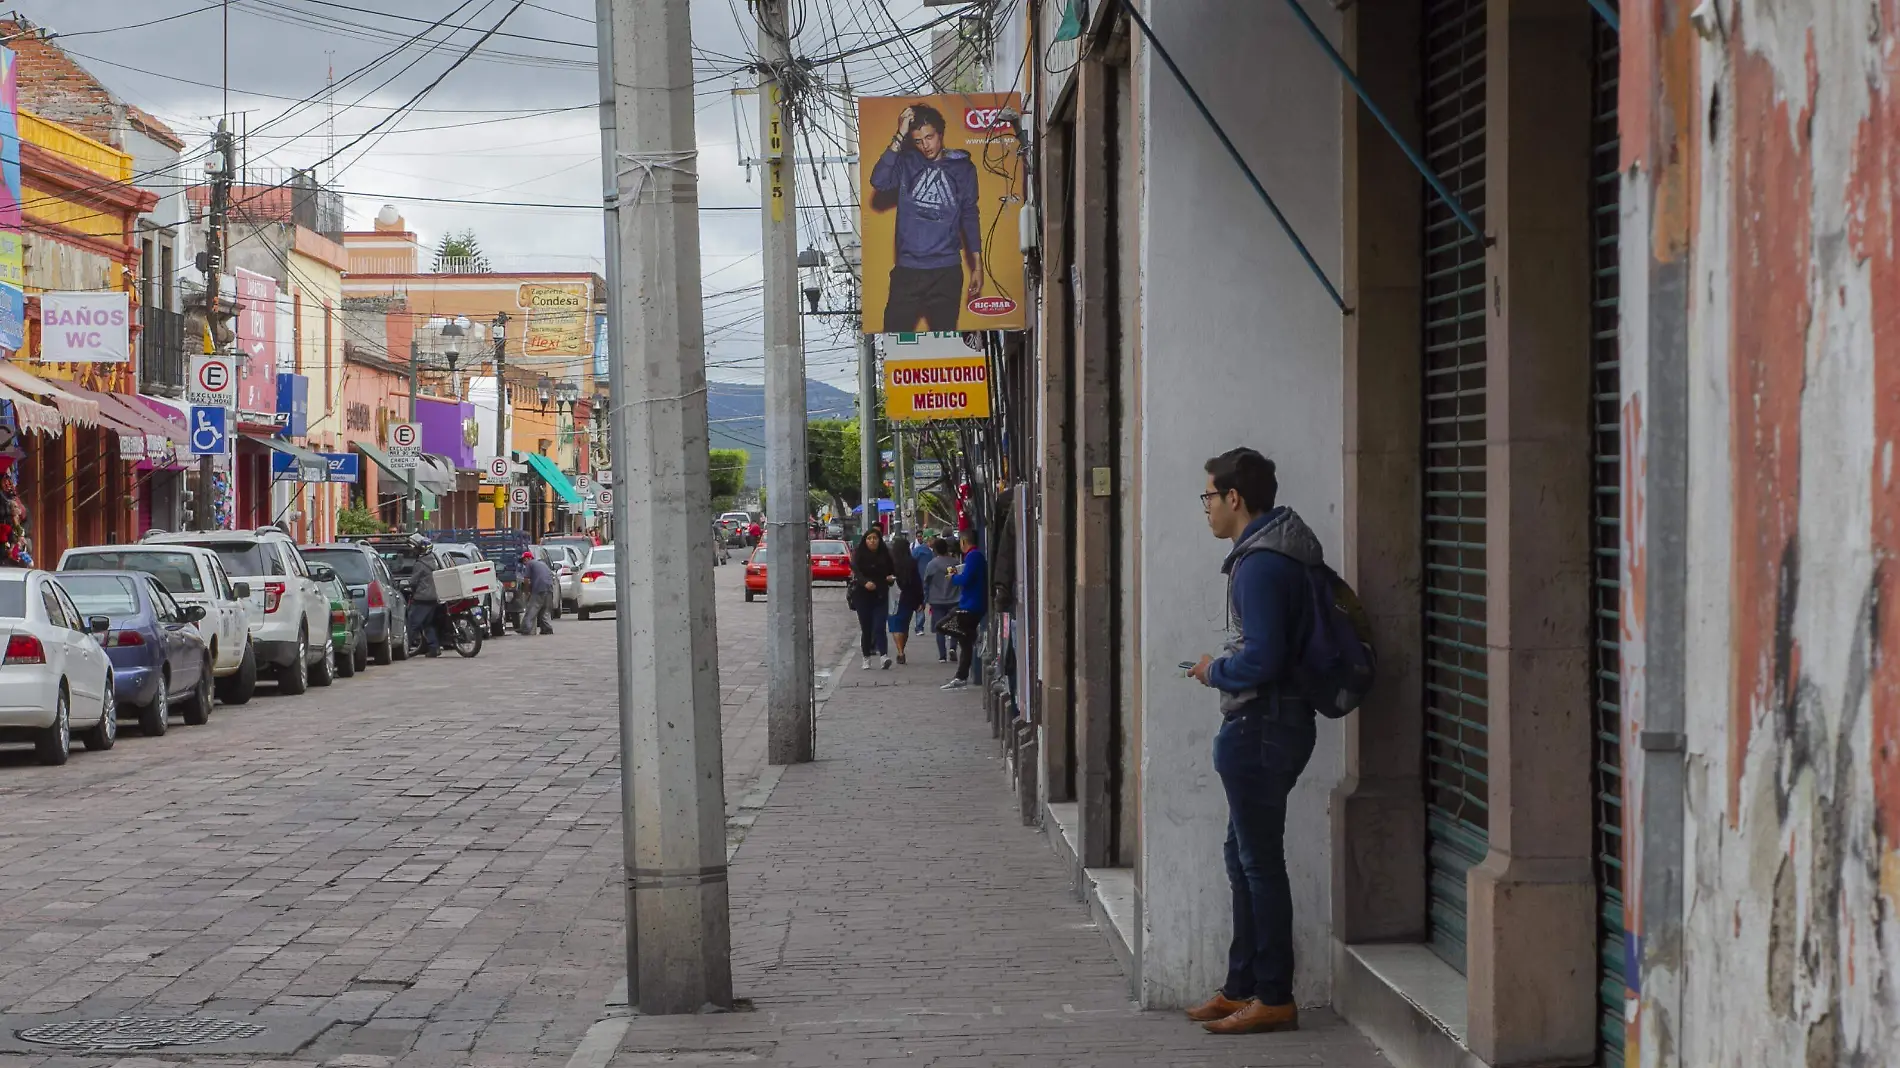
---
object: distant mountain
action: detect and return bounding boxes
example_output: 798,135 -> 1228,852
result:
708,379 -> 857,489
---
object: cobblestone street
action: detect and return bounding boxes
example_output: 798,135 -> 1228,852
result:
0,564 -> 854,1068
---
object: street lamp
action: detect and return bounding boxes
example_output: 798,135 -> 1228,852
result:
421,315 -> 484,396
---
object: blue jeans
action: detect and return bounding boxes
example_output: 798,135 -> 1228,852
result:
1213,707 -> 1316,1006
855,597 -> 888,657
406,601 -> 441,654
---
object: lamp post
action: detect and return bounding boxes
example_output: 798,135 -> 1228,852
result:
410,316 -> 484,527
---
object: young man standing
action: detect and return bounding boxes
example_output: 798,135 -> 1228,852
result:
940,530 -> 986,690
1184,447 -> 1322,1035
869,103 -> 984,332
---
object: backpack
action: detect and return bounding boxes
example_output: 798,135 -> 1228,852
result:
1269,554 -> 1378,719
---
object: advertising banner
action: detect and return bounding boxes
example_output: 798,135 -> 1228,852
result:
0,47 -> 21,353
857,92 -> 1026,333
39,292 -> 130,362
591,312 -> 609,380
234,268 -> 278,412
883,354 -> 990,422
518,282 -> 591,357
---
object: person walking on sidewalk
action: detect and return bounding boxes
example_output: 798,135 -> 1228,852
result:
923,538 -> 960,663
1183,447 -> 1321,1036
940,530 -> 986,690
910,534 -> 934,634
850,530 -> 896,669
887,535 -> 926,665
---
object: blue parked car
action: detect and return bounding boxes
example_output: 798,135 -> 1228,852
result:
52,570 -> 213,737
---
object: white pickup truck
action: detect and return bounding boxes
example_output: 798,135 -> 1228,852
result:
58,542 -> 258,704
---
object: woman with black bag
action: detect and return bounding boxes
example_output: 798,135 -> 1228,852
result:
849,530 -> 897,669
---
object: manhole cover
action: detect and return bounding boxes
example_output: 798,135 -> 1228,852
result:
17,1016 -> 270,1051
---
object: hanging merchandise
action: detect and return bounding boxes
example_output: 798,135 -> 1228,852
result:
0,465 -> 30,567
211,468 -> 234,529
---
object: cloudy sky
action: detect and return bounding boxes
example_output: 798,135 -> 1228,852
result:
12,0 -> 964,387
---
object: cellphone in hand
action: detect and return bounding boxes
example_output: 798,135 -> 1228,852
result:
1178,661 -> 1197,671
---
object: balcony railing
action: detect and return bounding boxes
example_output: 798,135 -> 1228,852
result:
138,306 -> 186,397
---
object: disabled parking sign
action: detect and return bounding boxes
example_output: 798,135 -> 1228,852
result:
188,406 -> 228,455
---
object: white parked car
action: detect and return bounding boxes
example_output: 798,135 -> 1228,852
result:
0,570 -> 117,765
142,528 -> 333,694
59,543 -> 258,705
575,545 -> 616,620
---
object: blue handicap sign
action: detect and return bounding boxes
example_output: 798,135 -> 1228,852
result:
189,406 -> 228,456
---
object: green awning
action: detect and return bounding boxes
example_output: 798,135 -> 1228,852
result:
525,452 -> 583,504
355,441 -> 409,486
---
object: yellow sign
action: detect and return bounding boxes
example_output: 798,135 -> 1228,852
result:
517,282 -> 592,357
883,356 -> 990,422
493,486 -> 509,511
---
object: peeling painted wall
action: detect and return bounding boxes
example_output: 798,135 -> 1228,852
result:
1626,1 -> 1900,1063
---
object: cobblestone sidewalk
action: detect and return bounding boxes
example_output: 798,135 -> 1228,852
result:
606,649 -> 1392,1067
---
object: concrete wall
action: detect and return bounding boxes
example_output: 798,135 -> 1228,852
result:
1620,1 -> 1900,1063
1134,0 -> 1344,1008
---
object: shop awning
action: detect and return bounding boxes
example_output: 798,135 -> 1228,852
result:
57,382 -> 156,459
102,394 -> 185,458
524,452 -> 582,504
0,362 -> 99,427
244,434 -> 328,482
0,382 -> 61,435
415,454 -> 456,494
354,441 -> 408,487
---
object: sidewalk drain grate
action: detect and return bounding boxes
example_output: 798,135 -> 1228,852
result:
17,1016 -> 269,1051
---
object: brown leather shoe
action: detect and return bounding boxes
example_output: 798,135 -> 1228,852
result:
1202,999 -> 1299,1035
1184,992 -> 1250,1023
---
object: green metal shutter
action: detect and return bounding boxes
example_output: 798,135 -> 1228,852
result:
1420,0 -> 1490,975
1589,8 -> 1626,1066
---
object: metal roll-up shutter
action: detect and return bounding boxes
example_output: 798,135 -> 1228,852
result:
1589,7 -> 1626,1065
1420,0 -> 1490,974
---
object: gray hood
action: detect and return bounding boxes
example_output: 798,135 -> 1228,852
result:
1215,506 -> 1322,716
1222,507 -> 1323,575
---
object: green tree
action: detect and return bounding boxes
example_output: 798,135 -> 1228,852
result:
709,448 -> 748,506
807,418 -> 861,518
433,229 -> 491,272
336,506 -> 387,535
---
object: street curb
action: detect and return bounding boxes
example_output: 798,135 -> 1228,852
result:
562,1014 -> 631,1068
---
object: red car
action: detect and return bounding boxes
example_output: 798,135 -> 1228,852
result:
809,540 -> 851,584
743,545 -> 768,602
742,540 -> 853,603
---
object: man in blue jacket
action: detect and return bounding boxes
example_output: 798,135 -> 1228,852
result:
939,529 -> 987,690
869,103 -> 984,332
1185,447 -> 1321,1035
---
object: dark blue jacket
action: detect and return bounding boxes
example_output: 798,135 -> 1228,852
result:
1206,508 -> 1322,716
869,147 -> 983,270
952,547 -> 987,613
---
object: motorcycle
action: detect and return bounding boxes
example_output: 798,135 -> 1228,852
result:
403,596 -> 485,659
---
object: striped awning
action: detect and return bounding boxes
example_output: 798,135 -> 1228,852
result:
0,361 -> 99,427
0,382 -> 61,435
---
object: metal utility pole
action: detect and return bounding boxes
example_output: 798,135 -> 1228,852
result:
859,333 -> 877,535
492,312 -> 509,531
893,431 -> 906,534
197,123 -> 235,532
597,0 -> 732,1013
756,0 -> 813,765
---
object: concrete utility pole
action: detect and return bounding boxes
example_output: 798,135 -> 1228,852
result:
859,333 -> 877,534
197,122 -> 235,532
596,0 -> 732,1013
492,312 -> 509,530
406,339 -> 419,530
756,0 -> 813,765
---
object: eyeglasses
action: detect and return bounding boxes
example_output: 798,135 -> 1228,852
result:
1199,491 -> 1225,510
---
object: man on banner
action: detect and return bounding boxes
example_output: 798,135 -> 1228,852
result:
869,104 -> 983,333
